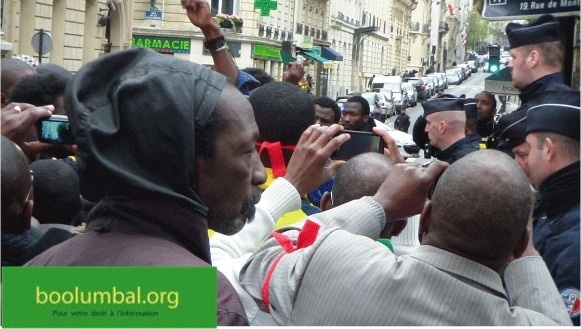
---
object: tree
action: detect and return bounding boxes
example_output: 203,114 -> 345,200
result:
467,9 -> 491,54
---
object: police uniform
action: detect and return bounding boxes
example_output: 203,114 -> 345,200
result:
422,95 -> 479,164
477,118 -> 498,150
526,90 -> 580,325
496,108 -> 527,150
496,15 -> 571,154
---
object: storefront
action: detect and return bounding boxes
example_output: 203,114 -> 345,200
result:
298,45 -> 343,97
131,35 -> 191,55
251,44 -> 296,80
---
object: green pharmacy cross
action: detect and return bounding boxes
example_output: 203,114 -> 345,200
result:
254,0 -> 277,16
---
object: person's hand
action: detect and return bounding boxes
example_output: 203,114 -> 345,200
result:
282,63 -> 305,86
1,103 -> 55,157
181,0 -> 221,38
372,126 -> 405,164
372,159 -> 448,221
285,124 -> 349,195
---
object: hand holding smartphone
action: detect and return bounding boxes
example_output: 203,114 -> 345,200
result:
36,115 -> 74,144
331,130 -> 386,160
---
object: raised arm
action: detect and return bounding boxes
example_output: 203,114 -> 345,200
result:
181,0 -> 239,85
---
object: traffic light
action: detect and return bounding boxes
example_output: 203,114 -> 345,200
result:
488,57 -> 500,73
488,45 -> 500,74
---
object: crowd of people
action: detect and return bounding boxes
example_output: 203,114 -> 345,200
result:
1,2 -> 578,325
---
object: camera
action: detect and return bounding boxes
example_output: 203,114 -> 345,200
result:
36,115 -> 74,144
331,130 -> 386,160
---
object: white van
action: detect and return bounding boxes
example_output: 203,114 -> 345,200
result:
371,76 -> 403,112
370,75 -> 402,91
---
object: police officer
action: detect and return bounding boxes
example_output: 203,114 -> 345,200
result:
525,89 -> 580,326
463,98 -> 482,149
495,109 -> 531,184
422,95 -> 479,164
496,14 -> 571,154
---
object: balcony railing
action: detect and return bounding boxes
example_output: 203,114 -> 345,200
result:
409,21 -> 420,32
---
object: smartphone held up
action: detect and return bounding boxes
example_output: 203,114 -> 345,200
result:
331,130 -> 385,160
36,115 -> 74,144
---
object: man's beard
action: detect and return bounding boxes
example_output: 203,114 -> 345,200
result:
208,187 -> 261,235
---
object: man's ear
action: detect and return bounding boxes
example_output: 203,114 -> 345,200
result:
528,49 -> 540,68
320,191 -> 332,211
542,137 -> 557,162
512,228 -> 529,259
24,199 -> 34,222
438,120 -> 447,133
418,201 -> 432,239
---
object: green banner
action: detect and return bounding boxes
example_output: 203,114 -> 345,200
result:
132,36 -> 191,54
253,44 -> 296,63
2,267 -> 216,328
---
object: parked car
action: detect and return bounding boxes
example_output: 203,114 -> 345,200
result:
401,81 -> 417,107
374,120 -> 421,159
467,60 -> 478,73
445,68 -> 462,85
336,91 -> 394,122
426,74 -> 444,93
371,80 -> 400,116
422,75 -> 437,96
434,72 -> 448,90
404,77 -> 430,100
457,63 -> 471,79
370,75 -> 402,91
376,89 -> 396,118
373,83 -> 405,114
391,90 -> 407,113
361,91 -> 392,121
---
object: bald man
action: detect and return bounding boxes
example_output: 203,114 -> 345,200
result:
320,152 -> 407,251
240,150 -> 571,325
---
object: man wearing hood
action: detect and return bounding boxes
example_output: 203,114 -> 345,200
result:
25,47 -> 267,325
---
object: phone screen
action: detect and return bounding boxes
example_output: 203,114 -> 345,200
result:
331,130 -> 385,160
37,115 -> 74,144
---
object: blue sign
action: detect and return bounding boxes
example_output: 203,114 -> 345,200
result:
145,7 -> 162,21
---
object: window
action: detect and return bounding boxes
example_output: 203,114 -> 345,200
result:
296,23 -> 303,34
211,0 -> 235,15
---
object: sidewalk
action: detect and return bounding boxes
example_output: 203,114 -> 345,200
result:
499,95 -> 520,114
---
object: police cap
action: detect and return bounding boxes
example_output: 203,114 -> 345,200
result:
526,90 -> 581,140
464,98 -> 477,119
497,109 -> 527,149
506,14 -> 560,49
422,96 -> 465,117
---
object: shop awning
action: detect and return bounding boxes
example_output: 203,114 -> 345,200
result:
321,46 -> 343,61
253,44 -> 296,63
302,49 -> 330,63
280,50 -> 296,64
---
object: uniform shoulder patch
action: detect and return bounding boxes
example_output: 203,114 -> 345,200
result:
561,288 -> 580,318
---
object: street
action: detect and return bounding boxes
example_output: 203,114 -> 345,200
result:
385,70 -> 520,131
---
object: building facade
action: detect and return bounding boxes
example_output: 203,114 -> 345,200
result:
1,0 -> 462,98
